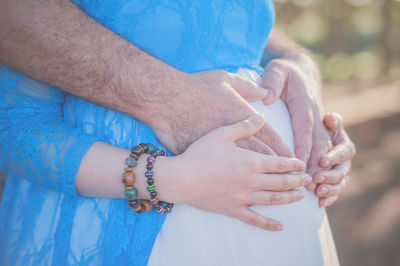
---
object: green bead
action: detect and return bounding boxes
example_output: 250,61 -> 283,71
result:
147,184 -> 155,192
125,188 -> 138,200
147,143 -> 156,154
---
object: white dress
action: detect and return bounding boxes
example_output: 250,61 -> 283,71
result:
148,69 -> 340,266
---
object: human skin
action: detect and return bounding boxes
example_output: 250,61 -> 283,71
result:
0,0 -> 291,157
260,30 -> 356,204
0,0 -> 355,207
76,115 -> 311,231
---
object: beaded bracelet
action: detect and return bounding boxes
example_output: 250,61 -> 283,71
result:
145,148 -> 174,214
122,143 -> 156,214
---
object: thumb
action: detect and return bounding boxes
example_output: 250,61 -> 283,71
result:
222,114 -> 265,142
261,62 -> 286,105
323,112 -> 343,131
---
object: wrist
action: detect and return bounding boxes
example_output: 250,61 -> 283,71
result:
150,154 -> 187,204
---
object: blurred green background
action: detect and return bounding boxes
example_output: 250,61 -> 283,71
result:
271,0 -> 400,265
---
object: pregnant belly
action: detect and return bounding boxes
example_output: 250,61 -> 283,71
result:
148,69 -> 338,266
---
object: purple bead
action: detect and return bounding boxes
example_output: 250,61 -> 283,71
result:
145,170 -> 153,178
147,155 -> 155,164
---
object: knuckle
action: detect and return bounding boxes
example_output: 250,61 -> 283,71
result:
277,159 -> 289,171
279,176 -> 291,190
269,193 -> 282,204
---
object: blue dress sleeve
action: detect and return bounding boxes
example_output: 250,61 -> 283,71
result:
0,63 -> 99,196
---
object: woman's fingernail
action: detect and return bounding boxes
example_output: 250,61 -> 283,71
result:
249,114 -> 264,125
320,186 -> 328,196
274,224 -> 284,231
298,190 -> 305,199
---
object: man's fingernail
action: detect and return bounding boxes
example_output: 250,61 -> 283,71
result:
249,114 -> 264,125
304,176 -> 312,184
263,89 -> 274,103
315,175 -> 325,183
320,186 -> 328,196
321,158 -> 331,167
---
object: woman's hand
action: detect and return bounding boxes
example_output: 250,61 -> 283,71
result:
312,113 -> 356,207
167,115 -> 311,231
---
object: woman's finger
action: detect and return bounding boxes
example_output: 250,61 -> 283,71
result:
313,160 -> 351,184
240,150 -> 306,173
251,173 -> 311,191
219,114 -> 265,142
237,208 -> 283,231
319,195 -> 339,207
248,189 -> 305,206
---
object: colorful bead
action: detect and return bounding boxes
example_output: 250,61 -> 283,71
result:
124,188 -> 138,200
140,143 -> 149,153
131,145 -> 144,155
145,170 -> 153,178
146,163 -> 153,170
147,177 -> 154,185
125,167 -> 133,172
130,153 -> 139,160
147,184 -> 155,192
122,172 -> 136,186
150,197 -> 159,205
125,157 -> 137,168
150,191 -> 157,198
147,155 -> 155,164
147,143 -> 156,154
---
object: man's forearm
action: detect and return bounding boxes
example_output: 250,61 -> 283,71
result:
0,0 -> 180,128
262,29 -> 312,65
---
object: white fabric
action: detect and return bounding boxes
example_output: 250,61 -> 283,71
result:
148,69 -> 339,266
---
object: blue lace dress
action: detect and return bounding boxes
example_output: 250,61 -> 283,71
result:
0,1 -> 276,265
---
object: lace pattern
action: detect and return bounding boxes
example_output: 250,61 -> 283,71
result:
0,1 -> 275,265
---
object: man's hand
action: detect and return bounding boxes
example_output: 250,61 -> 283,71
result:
0,0 -> 292,157
313,113 -> 356,207
152,69 -> 293,156
261,55 -> 332,169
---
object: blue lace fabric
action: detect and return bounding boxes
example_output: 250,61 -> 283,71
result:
0,1 -> 275,265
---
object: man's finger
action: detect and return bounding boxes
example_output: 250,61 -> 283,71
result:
319,142 -> 356,168
254,123 -> 294,158
319,195 -> 339,207
230,73 -> 268,102
323,112 -> 343,132
236,136 -> 276,155
314,160 -> 351,184
316,183 -> 344,198
260,61 -> 286,105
